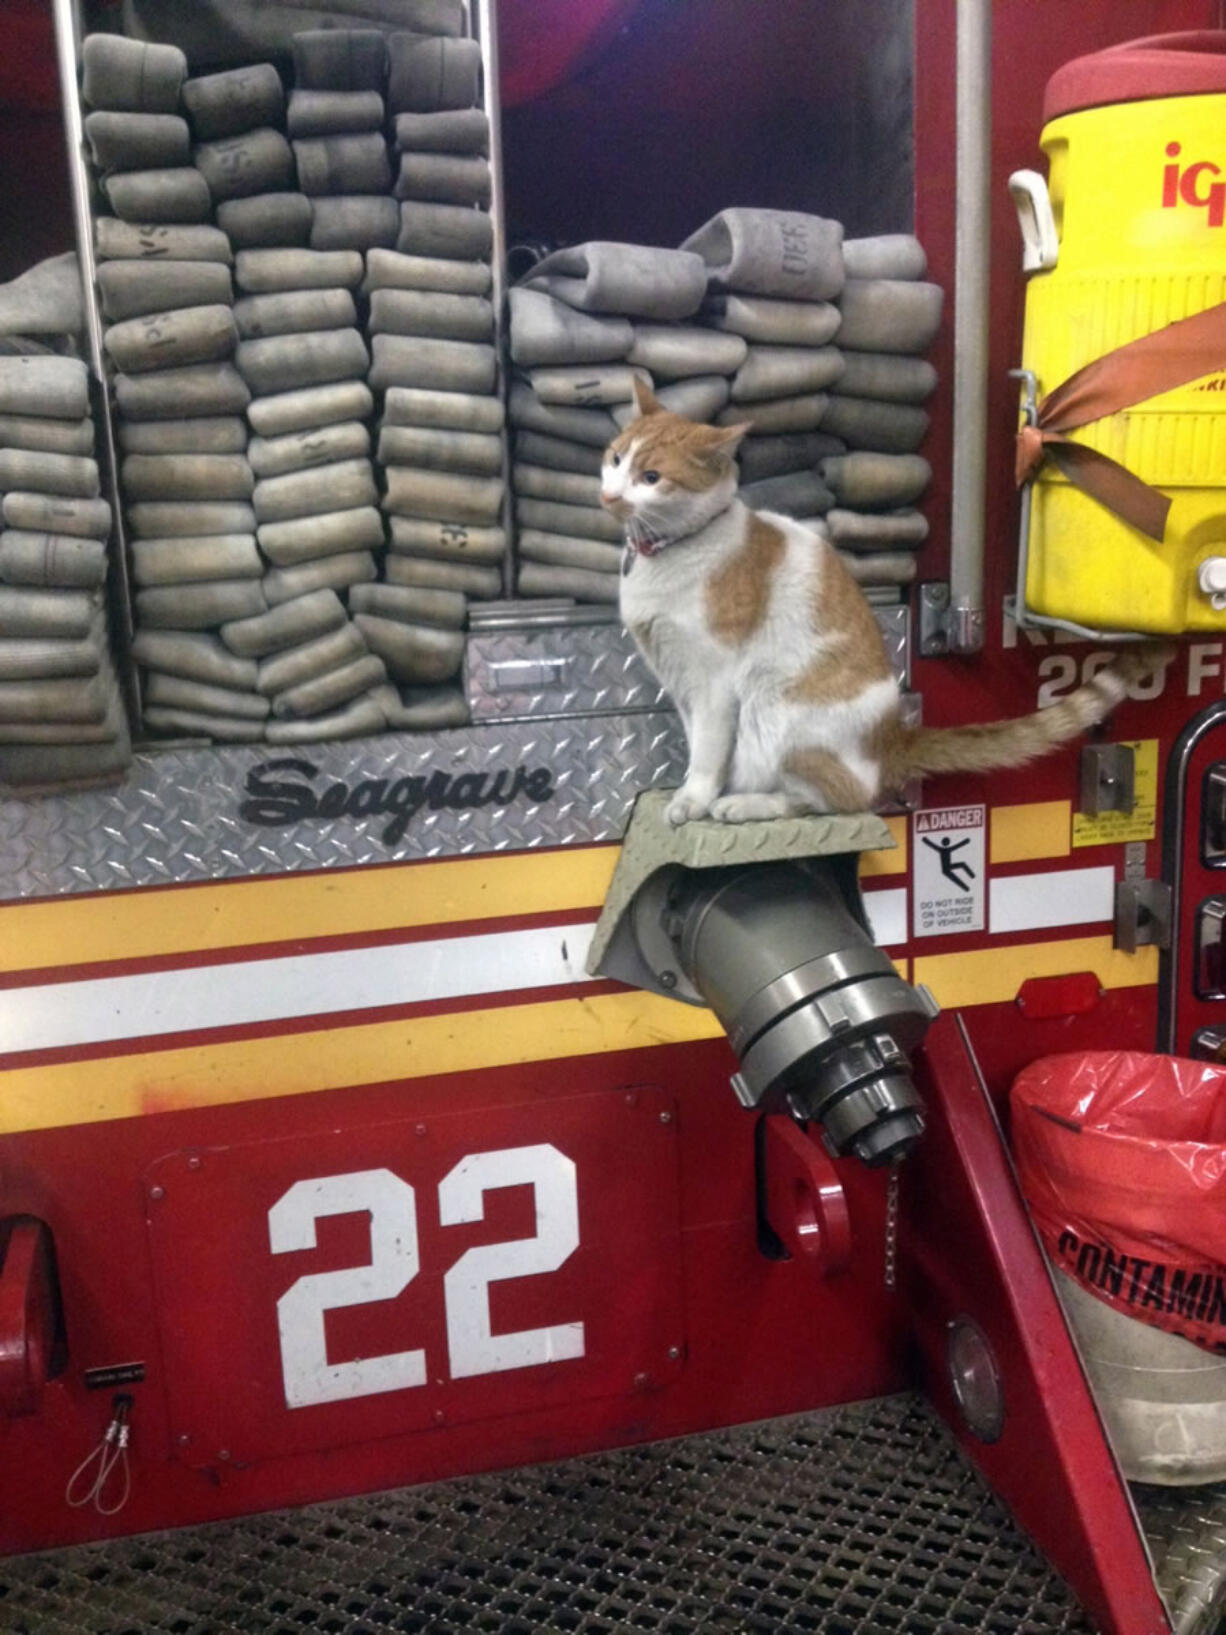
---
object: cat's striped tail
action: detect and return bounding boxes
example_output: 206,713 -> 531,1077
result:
885,644 -> 1174,783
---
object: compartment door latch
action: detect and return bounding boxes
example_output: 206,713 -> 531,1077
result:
1081,743 -> 1136,817
1114,879 -> 1172,954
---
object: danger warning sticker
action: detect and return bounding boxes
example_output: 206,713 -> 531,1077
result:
913,804 -> 985,938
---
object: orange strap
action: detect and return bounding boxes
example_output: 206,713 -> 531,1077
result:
1015,300 -> 1226,541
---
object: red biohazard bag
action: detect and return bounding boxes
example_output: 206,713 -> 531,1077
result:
1011,1051 -> 1226,1355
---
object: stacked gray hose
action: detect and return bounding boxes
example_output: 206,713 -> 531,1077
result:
818,235 -> 942,585
186,53 -> 392,745
507,241 -> 712,603
357,29 -> 497,721
682,208 -> 848,529
0,353 -> 131,789
681,212 -> 941,588
289,33 -> 396,254
83,37 -> 269,743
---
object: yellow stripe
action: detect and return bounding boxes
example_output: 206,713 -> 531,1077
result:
914,935 -> 1157,1009
989,800 -> 1071,864
860,814 -> 907,876
0,990 -> 725,1136
0,848 -> 621,976
1,827 -> 906,977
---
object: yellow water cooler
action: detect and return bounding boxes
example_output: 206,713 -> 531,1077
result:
1015,32 -> 1226,635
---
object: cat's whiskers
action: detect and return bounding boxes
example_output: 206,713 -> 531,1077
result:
626,514 -> 664,554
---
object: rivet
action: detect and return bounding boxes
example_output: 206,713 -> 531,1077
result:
667,1346 -> 681,1361
218,1449 -> 230,1462
658,969 -> 677,990
624,1092 -> 638,1106
186,1156 -> 201,1171
149,1185 -> 165,1201
633,1372 -> 650,1389
659,1111 -> 672,1125
176,1433 -> 191,1447
433,1410 -> 446,1425
415,1124 -> 427,1137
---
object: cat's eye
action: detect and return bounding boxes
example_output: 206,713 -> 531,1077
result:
611,453 -> 621,467
642,470 -> 660,484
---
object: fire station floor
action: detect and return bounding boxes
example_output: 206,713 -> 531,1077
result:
0,1394 -> 1108,1635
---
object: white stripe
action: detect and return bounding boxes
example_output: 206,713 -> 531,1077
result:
0,921 -> 600,1055
989,866 -> 1114,935
862,887 -> 907,947
0,884 -> 908,1055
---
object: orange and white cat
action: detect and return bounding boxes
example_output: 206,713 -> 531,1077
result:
601,379 -> 1166,826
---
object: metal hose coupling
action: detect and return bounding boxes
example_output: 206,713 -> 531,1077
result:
642,858 -> 938,1166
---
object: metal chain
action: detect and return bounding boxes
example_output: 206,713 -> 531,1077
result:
884,1163 -> 901,1290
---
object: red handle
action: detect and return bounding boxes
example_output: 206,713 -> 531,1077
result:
762,1116 -> 853,1277
0,1219 -> 56,1416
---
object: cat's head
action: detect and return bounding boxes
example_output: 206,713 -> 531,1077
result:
600,378 -> 749,552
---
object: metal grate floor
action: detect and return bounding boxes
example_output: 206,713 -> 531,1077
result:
0,1395 -> 1092,1635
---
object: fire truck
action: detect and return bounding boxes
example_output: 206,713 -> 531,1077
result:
1,3 -> 1224,1632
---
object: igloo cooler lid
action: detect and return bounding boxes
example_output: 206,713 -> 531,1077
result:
1044,30 -> 1226,123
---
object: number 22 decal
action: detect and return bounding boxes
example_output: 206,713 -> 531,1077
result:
269,1144 -> 583,1410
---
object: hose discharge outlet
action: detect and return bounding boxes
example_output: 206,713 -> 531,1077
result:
636,858 -> 938,1166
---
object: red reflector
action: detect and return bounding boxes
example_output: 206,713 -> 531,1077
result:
1016,971 -> 1102,1020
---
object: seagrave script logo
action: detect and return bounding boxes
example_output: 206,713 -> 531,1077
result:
240,756 -> 556,846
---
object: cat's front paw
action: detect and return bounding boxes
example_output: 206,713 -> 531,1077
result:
666,788 -> 712,826
710,795 -> 752,824
711,793 -> 793,823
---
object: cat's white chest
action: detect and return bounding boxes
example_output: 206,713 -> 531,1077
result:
622,547 -> 709,625
619,546 -> 714,698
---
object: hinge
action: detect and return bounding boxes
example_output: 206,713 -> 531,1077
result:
918,582 -> 985,658
918,582 -> 950,657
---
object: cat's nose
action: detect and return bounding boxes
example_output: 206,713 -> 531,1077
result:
599,489 -> 616,509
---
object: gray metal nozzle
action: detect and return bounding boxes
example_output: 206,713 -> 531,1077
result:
654,859 -> 936,1166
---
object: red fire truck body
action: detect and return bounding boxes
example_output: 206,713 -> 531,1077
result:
2,5 -> 1224,1633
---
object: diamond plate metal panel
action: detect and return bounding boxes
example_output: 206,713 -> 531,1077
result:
0,1395 -> 1092,1633
878,602 -> 911,688
1134,1479 -> 1226,1634
0,612 -> 910,901
0,714 -> 687,900
466,605 -> 910,721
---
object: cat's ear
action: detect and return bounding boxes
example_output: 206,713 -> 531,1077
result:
702,422 -> 751,459
629,374 -> 663,420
